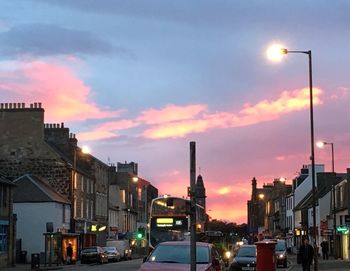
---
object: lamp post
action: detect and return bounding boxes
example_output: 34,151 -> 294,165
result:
126,176 -> 138,232
268,46 -> 318,270
317,141 -> 336,257
70,146 -> 89,233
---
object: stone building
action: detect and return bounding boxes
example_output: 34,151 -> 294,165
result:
0,102 -> 108,251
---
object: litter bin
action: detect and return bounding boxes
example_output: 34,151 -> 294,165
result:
31,253 -> 40,270
20,250 -> 27,263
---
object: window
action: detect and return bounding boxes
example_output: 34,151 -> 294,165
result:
81,176 -> 84,192
0,225 -> 8,252
0,185 -> 8,208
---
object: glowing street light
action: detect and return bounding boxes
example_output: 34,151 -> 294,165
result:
267,43 -> 318,271
266,43 -> 286,62
258,193 -> 265,200
317,140 -> 337,257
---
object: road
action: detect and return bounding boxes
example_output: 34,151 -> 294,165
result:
4,256 -> 349,271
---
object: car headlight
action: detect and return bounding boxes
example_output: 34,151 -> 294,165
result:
278,254 -> 285,259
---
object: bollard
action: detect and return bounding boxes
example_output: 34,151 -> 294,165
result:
255,240 -> 277,271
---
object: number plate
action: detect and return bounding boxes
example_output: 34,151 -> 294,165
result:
242,267 -> 255,271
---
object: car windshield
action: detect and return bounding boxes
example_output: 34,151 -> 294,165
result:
237,246 -> 256,257
149,244 -> 209,264
103,247 -> 115,251
82,248 -> 97,253
276,241 -> 286,252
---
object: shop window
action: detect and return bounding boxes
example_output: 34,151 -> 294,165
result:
0,225 -> 8,252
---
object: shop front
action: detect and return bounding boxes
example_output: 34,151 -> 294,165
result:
43,232 -> 79,266
337,226 -> 349,260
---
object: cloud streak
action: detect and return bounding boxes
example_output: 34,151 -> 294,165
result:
0,24 -> 131,58
142,88 -> 323,139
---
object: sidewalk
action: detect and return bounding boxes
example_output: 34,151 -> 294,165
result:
2,263 -> 85,271
287,254 -> 350,271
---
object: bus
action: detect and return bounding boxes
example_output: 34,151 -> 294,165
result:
148,196 -> 206,249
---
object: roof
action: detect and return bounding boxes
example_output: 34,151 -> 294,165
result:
158,241 -> 213,247
0,174 -> 16,186
13,174 -> 70,204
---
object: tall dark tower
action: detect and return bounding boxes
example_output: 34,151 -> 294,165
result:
195,174 -> 206,211
252,177 -> 257,201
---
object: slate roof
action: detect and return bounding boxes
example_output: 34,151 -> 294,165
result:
13,174 -> 70,204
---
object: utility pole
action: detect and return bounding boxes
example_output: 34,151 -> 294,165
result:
190,142 -> 196,271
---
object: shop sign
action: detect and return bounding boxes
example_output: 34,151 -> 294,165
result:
336,226 -> 349,234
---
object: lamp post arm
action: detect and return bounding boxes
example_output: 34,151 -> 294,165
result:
286,50 -> 310,55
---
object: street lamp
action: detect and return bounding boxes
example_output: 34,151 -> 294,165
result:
317,140 -> 336,257
267,45 -> 318,270
70,146 -> 90,233
126,176 -> 138,231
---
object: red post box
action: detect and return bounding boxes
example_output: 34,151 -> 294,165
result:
255,240 -> 277,271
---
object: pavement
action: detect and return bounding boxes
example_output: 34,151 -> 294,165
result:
286,253 -> 350,271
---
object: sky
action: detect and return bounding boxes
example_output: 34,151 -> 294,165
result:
0,0 -> 349,223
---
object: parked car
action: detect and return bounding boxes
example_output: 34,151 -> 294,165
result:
139,241 -> 226,271
229,244 -> 256,271
103,246 -> 121,262
80,246 -> 108,264
275,239 -> 287,268
106,240 -> 132,260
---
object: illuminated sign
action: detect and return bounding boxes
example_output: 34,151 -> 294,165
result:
91,224 -> 97,232
156,218 -> 174,227
175,220 -> 183,226
336,226 -> 349,234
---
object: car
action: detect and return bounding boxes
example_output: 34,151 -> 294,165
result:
80,246 -> 108,264
139,241 -> 226,271
103,246 -> 121,262
275,239 -> 287,268
229,244 -> 256,271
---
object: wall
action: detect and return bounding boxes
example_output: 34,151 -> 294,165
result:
13,202 -> 68,260
294,165 -> 324,206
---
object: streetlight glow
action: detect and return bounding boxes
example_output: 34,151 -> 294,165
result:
266,44 -> 286,62
258,193 -> 265,200
132,176 -> 139,183
81,145 -> 90,154
316,141 -> 325,148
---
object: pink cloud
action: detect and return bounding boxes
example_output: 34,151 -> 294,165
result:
0,60 -> 119,122
137,104 -> 207,125
142,88 -> 323,139
77,119 -> 138,141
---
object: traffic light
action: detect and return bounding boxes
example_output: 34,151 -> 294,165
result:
136,227 -> 145,240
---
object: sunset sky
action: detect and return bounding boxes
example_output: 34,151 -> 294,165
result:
0,1 -> 349,223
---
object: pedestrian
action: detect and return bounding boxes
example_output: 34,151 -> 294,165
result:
320,239 -> 329,260
298,238 -> 314,271
66,243 -> 73,264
